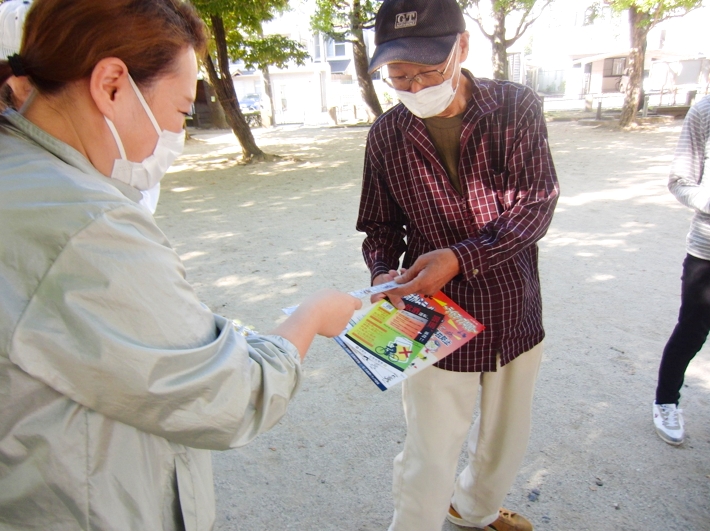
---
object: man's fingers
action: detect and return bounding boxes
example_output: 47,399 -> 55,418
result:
370,292 -> 388,304
382,278 -> 418,298
386,294 -> 406,310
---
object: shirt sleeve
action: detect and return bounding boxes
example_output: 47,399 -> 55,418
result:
9,204 -> 301,451
357,135 -> 409,281
450,97 -> 560,281
668,99 -> 710,213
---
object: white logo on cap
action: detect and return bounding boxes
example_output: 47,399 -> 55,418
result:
395,11 -> 417,29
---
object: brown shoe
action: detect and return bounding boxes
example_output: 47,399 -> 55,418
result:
446,505 -> 486,529
488,508 -> 533,531
446,506 -> 532,531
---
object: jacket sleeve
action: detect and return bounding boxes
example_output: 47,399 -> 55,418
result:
668,99 -> 710,213
9,204 -> 301,450
357,134 -> 408,281
450,96 -> 560,281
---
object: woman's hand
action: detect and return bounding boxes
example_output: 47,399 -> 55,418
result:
271,289 -> 362,360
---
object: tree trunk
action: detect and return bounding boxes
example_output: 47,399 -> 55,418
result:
351,1 -> 383,119
491,7 -> 508,81
207,15 -> 264,161
351,30 -> 383,119
619,7 -> 650,127
262,66 -> 276,127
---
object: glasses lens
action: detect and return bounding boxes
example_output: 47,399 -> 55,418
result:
416,71 -> 445,87
384,77 -> 410,90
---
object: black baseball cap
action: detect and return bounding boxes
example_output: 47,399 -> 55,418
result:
368,0 -> 466,74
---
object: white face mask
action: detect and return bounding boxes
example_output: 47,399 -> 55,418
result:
104,75 -> 185,192
394,38 -> 462,119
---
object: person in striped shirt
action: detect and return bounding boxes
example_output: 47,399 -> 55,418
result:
653,95 -> 710,446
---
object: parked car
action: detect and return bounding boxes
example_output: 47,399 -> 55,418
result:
239,93 -> 263,128
240,93 -> 262,112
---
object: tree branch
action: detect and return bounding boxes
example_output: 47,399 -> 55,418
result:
654,3 -> 703,27
509,0 -> 552,44
464,12 -> 493,39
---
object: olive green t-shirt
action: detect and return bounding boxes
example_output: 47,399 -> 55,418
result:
423,112 -> 465,194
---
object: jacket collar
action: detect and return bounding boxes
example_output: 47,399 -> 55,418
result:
1,109 -> 142,203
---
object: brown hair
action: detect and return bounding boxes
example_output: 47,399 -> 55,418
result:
0,0 -> 207,94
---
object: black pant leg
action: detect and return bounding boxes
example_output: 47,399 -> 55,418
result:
656,254 -> 710,404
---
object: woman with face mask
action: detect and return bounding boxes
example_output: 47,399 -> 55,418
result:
0,1 -> 360,530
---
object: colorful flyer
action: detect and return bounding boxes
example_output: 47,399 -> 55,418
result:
336,291 -> 485,390
345,298 -> 444,371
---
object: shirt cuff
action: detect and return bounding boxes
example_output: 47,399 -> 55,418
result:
370,262 -> 395,283
450,240 -> 487,282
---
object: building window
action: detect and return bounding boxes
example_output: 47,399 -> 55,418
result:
313,33 -> 322,61
611,58 -> 626,76
604,57 -> 627,77
326,38 -> 346,58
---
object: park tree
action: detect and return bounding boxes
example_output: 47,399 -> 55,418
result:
192,0 -> 308,161
459,0 -> 553,80
311,0 -> 383,119
596,1 -> 703,127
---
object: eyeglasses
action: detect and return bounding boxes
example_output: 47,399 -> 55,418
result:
382,34 -> 460,91
382,69 -> 446,90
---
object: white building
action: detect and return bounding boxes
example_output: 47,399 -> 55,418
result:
525,0 -> 710,107
230,0 -> 381,126
227,0 -> 501,126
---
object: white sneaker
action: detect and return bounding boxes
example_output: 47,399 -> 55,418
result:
653,402 -> 684,445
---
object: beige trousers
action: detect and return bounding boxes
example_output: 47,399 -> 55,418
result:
388,343 -> 544,531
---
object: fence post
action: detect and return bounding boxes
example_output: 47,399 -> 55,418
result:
596,100 -> 602,120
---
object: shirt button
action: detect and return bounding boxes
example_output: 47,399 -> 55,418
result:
473,269 -> 479,275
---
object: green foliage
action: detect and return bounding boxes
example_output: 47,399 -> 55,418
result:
311,0 -> 380,41
460,0 -> 542,17
192,0 -> 308,69
236,35 -> 309,70
492,0 -> 541,13
192,0 -> 289,30
603,0 -> 703,27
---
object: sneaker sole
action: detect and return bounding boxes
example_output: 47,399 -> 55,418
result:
655,428 -> 684,446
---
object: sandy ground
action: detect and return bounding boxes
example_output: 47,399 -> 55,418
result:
155,118 -> 710,531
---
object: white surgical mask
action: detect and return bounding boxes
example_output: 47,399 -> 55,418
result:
394,38 -> 462,119
104,75 -> 185,192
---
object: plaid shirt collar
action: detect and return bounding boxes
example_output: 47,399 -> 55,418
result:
394,70 -> 501,143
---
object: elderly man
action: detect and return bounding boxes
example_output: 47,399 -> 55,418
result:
357,0 -> 559,530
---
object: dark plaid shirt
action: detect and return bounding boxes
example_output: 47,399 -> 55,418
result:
357,73 -> 559,372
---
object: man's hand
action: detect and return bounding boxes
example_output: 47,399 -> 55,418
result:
371,271 -> 406,309
387,249 -> 460,299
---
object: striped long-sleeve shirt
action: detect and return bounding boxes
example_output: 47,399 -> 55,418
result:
357,72 -> 559,372
668,95 -> 710,260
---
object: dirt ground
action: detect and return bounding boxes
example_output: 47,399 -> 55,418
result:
154,117 -> 710,531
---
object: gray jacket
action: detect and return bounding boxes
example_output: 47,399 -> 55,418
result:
0,110 -> 302,531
